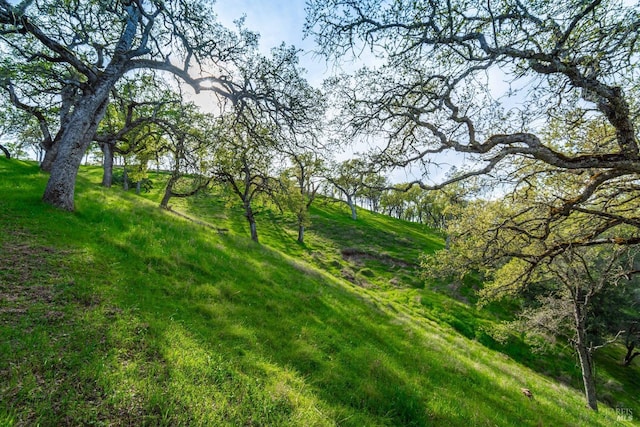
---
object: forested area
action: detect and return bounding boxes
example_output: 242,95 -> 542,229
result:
1,0 -> 639,417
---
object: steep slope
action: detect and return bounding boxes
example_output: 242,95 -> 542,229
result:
0,158 -> 636,426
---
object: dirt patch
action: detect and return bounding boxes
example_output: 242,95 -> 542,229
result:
341,267 -> 375,288
0,240 -> 71,322
341,247 -> 417,268
389,277 -> 402,287
1,241 -> 63,285
1,284 -> 53,302
341,268 -> 356,283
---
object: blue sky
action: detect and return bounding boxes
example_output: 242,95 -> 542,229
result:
215,0 -> 309,50
214,0 -> 330,86
212,0 -> 464,184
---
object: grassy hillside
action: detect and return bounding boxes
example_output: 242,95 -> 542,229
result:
1,158 -> 638,426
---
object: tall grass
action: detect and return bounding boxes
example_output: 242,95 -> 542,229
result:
0,158 -> 637,426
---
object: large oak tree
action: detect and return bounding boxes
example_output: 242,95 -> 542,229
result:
306,0 -> 640,248
0,0 -> 253,211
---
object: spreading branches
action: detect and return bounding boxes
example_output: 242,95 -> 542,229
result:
212,115 -> 282,243
308,0 -> 640,253
0,0 -> 292,210
0,78 -> 53,148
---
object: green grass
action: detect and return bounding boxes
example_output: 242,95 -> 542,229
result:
1,158 -> 638,426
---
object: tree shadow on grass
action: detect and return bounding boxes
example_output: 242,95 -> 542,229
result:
94,209 -> 620,425
0,160 -> 627,426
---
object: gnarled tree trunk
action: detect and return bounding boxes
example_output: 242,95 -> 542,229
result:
42,75 -> 114,211
40,139 -> 59,172
573,297 -> 598,411
160,173 -> 178,209
0,144 -> 10,158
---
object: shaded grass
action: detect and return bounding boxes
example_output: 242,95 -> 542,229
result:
147,173 -> 640,414
0,158 -> 637,426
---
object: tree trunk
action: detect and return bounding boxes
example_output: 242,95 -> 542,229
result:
40,140 -> 59,172
249,219 -> 258,242
160,149 -> 183,209
574,300 -> 598,410
0,144 -> 10,158
101,142 -> 114,187
298,223 -> 305,244
576,341 -> 598,410
245,201 -> 259,242
41,82 -> 77,173
42,79 -> 113,211
160,174 -> 178,209
623,342 -> 639,367
160,189 -> 172,209
347,195 -> 357,220
135,180 -> 141,194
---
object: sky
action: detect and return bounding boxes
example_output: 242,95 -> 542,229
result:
214,0 -> 308,49
204,1 -> 469,185
212,1 -> 472,185
214,0 -> 331,87
210,1 -> 530,188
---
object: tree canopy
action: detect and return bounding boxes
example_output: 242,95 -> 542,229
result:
0,0 -> 318,211
306,0 -> 640,252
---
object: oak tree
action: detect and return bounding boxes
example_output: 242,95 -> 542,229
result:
325,158 -> 371,220
307,0 -> 640,253
0,0 -> 254,210
213,118 -> 279,243
279,152 -> 326,243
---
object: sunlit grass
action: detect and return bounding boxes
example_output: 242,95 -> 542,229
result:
0,158 -> 637,426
